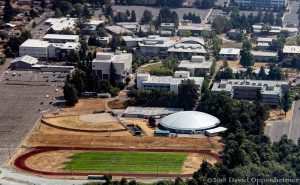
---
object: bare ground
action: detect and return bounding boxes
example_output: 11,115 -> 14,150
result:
181,153 -> 218,174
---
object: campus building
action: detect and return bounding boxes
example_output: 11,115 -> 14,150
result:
178,56 -> 213,76
283,45 -> 300,57
45,17 -> 78,33
178,21 -> 211,36
43,34 -> 80,43
159,111 -> 221,134
92,52 -> 132,81
123,106 -> 183,118
167,37 -> 207,58
137,71 -> 204,94
252,25 -> 298,37
219,48 -> 241,60
233,0 -> 287,8
19,39 -> 80,60
212,79 -> 290,106
251,51 -> 278,62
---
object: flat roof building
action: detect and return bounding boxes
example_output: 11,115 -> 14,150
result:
92,51 -> 132,81
123,106 -> 183,118
168,37 -> 207,58
137,71 -> 204,94
219,48 -> 241,60
178,21 -> 211,36
251,51 -> 278,62
283,45 -> 300,55
178,56 -> 213,76
105,25 -> 133,35
43,34 -> 79,43
212,79 -> 289,106
45,18 -> 77,33
234,0 -> 287,8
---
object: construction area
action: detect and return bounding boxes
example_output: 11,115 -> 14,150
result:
10,98 -> 224,178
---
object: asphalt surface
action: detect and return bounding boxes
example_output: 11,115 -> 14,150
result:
283,1 -> 300,27
265,101 -> 300,143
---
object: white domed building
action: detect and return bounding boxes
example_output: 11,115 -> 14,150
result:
159,111 -> 220,134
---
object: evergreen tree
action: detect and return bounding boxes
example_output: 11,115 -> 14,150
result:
130,10 -> 136,22
240,50 -> 254,67
3,0 -> 14,23
109,62 -> 117,87
63,83 -> 79,106
178,79 -> 199,110
141,10 -> 153,24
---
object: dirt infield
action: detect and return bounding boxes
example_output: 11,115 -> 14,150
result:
42,114 -> 126,132
14,147 -> 221,178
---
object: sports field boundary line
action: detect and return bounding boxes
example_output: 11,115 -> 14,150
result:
13,147 -> 221,178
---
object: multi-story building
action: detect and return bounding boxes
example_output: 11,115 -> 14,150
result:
178,56 -> 213,76
92,52 -> 132,81
212,79 -> 289,106
234,0 -> 287,8
45,18 -> 78,33
137,71 -> 204,94
219,48 -> 241,60
19,39 -> 80,59
43,34 -> 80,43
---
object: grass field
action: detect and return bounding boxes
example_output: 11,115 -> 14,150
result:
64,151 -> 188,174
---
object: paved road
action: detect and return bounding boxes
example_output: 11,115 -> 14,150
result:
283,1 -> 299,27
265,101 -> 300,143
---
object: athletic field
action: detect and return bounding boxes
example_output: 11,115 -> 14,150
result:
64,151 -> 188,174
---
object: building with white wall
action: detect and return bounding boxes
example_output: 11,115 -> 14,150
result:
168,37 -> 207,58
43,34 -> 79,43
19,39 -> 80,59
178,56 -> 213,76
219,48 -> 241,60
45,17 -> 78,33
234,0 -> 287,8
212,79 -> 289,106
92,52 -> 132,81
137,71 -> 204,94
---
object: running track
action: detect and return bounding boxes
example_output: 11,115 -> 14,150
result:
14,147 -> 221,178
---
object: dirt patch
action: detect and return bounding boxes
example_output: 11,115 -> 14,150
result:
216,60 -> 269,69
23,124 -> 223,152
43,115 -> 124,131
108,99 -> 127,109
45,98 -> 110,116
181,153 -> 218,174
25,150 -> 79,173
267,102 -> 295,122
79,113 -> 117,123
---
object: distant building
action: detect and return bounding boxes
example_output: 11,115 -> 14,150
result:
178,21 -> 211,36
160,23 -> 175,31
43,34 -> 79,43
212,79 -> 289,106
256,37 -> 275,50
283,45 -> 300,57
45,18 -> 77,33
137,71 -> 204,94
10,55 -> 38,69
252,25 -> 298,37
138,35 -> 176,57
117,22 -> 140,33
178,56 -> 213,76
251,51 -> 277,62
219,48 -> 241,60
167,37 -> 207,58
105,25 -> 133,36
92,52 -> 132,82
233,0 -> 287,8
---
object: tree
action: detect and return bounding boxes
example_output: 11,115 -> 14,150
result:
242,40 -> 252,50
212,16 -> 232,34
130,10 -> 136,22
55,8 -> 62,17
109,62 -> 118,87
178,79 -> 199,110
40,0 -> 47,9
199,0 -> 214,9
282,91 -> 292,117
141,10 -> 153,24
109,35 -> 122,50
67,50 -> 80,64
258,66 -> 267,80
3,0 -> 14,23
63,83 -> 79,106
240,50 -> 254,67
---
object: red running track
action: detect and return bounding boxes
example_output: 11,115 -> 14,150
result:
14,146 -> 221,178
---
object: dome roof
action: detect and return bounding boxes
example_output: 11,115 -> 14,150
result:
160,111 -> 220,131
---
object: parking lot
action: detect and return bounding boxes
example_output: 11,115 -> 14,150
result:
0,83 -> 63,166
112,5 -> 211,21
283,1 -> 299,27
0,70 -> 68,83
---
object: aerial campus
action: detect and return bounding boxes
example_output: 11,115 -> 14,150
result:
1,0 -> 300,184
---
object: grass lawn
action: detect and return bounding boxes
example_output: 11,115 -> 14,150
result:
64,151 -> 188,174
